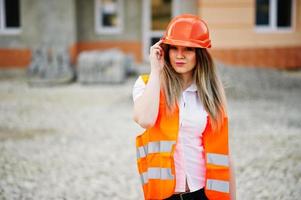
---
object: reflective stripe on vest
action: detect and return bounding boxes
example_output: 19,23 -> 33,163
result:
137,141 -> 175,159
206,179 -> 230,193
140,167 -> 174,185
207,153 -> 229,166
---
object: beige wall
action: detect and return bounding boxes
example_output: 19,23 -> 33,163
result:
198,0 -> 301,48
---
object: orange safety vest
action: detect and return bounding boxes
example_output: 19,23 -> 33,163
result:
136,75 -> 230,200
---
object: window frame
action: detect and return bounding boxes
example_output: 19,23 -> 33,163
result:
255,0 -> 296,33
0,0 -> 21,35
94,0 -> 124,35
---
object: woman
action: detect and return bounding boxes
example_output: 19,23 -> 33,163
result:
133,14 -> 236,200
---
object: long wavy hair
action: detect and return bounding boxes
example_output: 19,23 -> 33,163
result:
160,44 -> 227,131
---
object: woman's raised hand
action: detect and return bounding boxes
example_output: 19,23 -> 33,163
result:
149,40 -> 165,73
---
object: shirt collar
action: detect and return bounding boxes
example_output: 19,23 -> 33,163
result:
184,82 -> 198,92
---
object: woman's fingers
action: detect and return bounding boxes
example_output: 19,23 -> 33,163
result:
149,40 -> 164,71
151,40 -> 163,50
156,39 -> 163,45
154,49 -> 162,59
150,48 -> 163,59
151,41 -> 164,57
153,40 -> 162,47
151,46 -> 163,53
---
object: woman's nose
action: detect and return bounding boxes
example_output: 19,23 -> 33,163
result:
176,49 -> 184,58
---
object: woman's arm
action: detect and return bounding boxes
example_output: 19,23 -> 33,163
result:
229,154 -> 236,200
133,40 -> 164,129
133,70 -> 161,128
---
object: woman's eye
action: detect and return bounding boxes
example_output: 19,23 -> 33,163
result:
170,46 -> 177,50
186,47 -> 195,51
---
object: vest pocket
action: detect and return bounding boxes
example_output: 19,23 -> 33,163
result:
139,154 -> 175,199
136,132 -> 177,199
136,146 -> 175,199
205,165 -> 230,199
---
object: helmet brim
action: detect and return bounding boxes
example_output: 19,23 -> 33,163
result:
161,38 -> 211,48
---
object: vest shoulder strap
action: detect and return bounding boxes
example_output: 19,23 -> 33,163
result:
140,74 -> 149,84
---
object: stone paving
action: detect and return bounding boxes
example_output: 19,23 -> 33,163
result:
0,65 -> 300,200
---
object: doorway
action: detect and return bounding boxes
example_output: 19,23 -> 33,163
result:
142,0 -> 181,62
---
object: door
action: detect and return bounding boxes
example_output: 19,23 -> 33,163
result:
142,0 -> 180,62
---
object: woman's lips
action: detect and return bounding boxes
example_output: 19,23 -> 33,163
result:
175,61 -> 186,67
175,61 -> 186,65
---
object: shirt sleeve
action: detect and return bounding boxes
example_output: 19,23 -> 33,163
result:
132,76 -> 146,102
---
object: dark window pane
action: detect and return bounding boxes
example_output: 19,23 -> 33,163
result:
100,0 -> 118,27
277,0 -> 292,27
256,0 -> 270,25
4,0 -> 20,28
102,13 -> 117,27
151,37 -> 161,46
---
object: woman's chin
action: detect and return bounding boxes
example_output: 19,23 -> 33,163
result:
174,68 -> 189,74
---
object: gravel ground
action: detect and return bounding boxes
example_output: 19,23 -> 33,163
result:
0,65 -> 300,200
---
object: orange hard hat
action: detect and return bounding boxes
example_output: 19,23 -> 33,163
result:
161,14 -> 211,48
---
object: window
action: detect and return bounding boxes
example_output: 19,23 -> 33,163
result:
256,0 -> 269,26
95,0 -> 123,34
0,0 -> 21,34
149,0 -> 172,46
255,0 -> 294,32
277,0 -> 292,27
151,0 -> 172,31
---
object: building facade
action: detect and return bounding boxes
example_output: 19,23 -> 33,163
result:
0,0 -> 300,69
201,0 -> 301,69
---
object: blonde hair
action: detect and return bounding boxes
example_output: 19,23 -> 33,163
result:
161,44 -> 227,130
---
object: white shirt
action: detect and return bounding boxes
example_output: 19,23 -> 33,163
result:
132,77 -> 207,192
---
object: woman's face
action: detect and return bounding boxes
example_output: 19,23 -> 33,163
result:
168,45 -> 196,77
